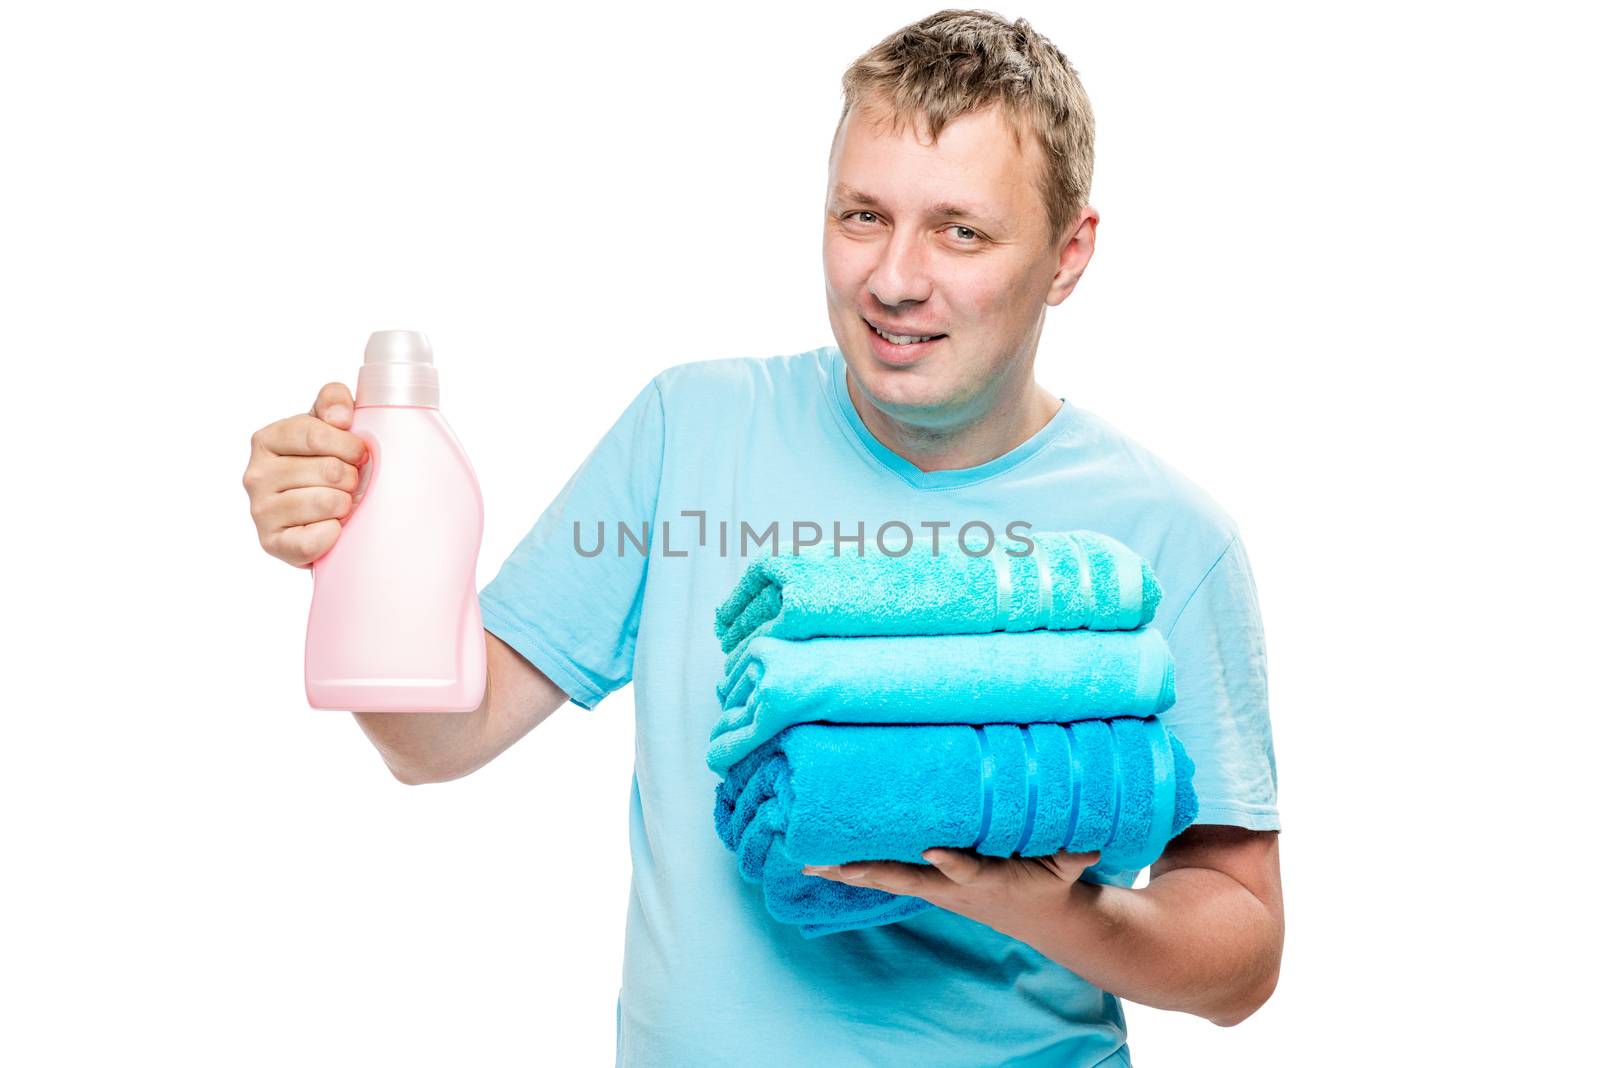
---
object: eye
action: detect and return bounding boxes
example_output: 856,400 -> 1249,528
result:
838,212 -> 984,245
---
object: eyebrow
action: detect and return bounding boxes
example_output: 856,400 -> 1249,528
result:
830,183 -> 1004,227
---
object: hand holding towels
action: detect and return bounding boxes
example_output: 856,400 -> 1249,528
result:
705,529 -> 1199,937
716,717 -> 1199,937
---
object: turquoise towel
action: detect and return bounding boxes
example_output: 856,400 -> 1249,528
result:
707,628 -> 1176,777
715,718 -> 1199,936
713,530 -> 1162,655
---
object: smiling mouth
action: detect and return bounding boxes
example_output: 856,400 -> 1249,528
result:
863,317 -> 948,345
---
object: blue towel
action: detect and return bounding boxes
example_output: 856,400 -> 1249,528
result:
707,628 -> 1176,777
713,530 -> 1161,654
737,835 -> 934,936
715,718 -> 1199,936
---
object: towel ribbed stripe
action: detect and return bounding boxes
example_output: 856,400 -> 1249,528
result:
1034,552 -> 1056,630
1062,725 -> 1081,852
992,551 -> 1013,632
1135,641 -> 1169,709
991,548 -> 1063,632
973,725 -> 996,851
1144,719 -> 1177,863
1071,535 -> 1093,628
1116,544 -> 1144,629
1015,724 -> 1040,855
1106,725 -> 1124,852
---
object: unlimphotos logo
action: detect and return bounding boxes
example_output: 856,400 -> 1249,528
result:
572,513 -> 1039,559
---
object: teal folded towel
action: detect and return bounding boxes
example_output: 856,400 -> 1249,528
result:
716,718 -> 1199,936
713,530 -> 1162,655
707,628 -> 1176,777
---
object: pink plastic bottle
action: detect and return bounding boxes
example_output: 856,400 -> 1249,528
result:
304,330 -> 487,713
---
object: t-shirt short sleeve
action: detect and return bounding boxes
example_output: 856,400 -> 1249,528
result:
1162,533 -> 1280,830
477,377 -> 665,710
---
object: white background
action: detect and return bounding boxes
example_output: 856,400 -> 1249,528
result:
4,1 -> 1594,1064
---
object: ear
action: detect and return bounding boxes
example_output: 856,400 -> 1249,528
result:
1045,205 -> 1099,307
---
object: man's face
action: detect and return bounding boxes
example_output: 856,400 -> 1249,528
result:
823,97 -> 1091,427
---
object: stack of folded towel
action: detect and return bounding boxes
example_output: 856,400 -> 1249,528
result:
707,531 -> 1200,937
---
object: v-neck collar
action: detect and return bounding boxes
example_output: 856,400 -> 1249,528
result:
824,345 -> 1077,491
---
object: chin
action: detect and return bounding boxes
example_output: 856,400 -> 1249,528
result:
848,350 -> 957,412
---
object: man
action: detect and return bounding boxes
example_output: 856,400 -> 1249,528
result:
243,10 -> 1282,1065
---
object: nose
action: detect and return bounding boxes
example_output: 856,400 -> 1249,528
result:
866,227 -> 934,309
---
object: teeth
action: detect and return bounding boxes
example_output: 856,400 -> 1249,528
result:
872,324 -> 940,345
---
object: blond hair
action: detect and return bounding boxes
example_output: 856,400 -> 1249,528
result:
832,9 -> 1095,247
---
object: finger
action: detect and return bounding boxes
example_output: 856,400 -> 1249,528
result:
256,485 -> 354,532
1038,849 -> 1102,882
921,848 -> 987,885
833,860 -> 946,896
263,517 -> 342,569
256,413 -> 368,466
260,455 -> 361,495
803,863 -> 869,884
310,381 -> 356,427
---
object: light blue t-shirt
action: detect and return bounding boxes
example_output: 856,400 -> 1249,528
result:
478,345 -> 1279,1067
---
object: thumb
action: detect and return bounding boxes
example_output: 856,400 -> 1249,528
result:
311,380 -> 355,427
922,848 -> 986,885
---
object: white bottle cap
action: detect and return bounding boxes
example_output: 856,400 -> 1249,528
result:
356,330 -> 440,408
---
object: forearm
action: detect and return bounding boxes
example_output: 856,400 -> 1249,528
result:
992,867 -> 1282,1025
351,706 -> 489,784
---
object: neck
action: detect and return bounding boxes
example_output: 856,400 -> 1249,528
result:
845,368 -> 1063,474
